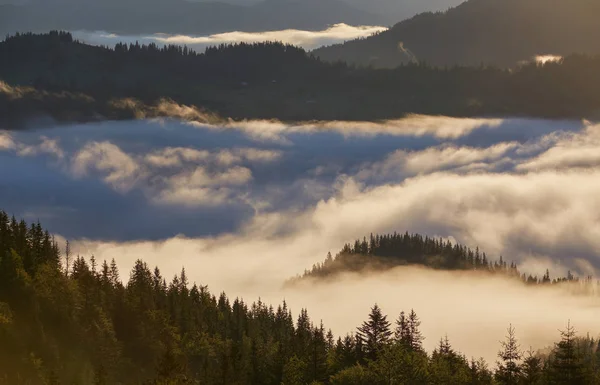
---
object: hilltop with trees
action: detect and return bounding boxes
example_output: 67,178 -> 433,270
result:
296,232 -> 593,290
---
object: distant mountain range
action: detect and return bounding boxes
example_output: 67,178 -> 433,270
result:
0,0 -> 464,36
0,0 -> 381,36
313,0 -> 600,68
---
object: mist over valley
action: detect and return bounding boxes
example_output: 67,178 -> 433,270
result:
3,0 -> 600,383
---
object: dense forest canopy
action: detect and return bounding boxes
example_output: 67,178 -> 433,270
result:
313,0 -> 600,68
2,32 -> 600,126
2,213 -> 600,384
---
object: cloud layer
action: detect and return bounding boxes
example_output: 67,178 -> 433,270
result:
71,23 -> 387,52
2,115 -> 600,361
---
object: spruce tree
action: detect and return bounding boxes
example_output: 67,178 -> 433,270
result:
495,324 -> 521,385
550,321 -> 585,385
357,304 -> 392,360
521,348 -> 543,385
407,309 -> 424,352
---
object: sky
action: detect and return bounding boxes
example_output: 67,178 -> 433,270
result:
2,115 -> 600,361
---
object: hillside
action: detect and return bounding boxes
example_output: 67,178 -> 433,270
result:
313,0 -> 600,68
3,32 -> 600,125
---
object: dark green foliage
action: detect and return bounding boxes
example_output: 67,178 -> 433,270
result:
356,304 -> 392,361
2,211 -> 600,384
395,309 -> 425,353
548,322 -> 587,384
4,32 -> 600,126
521,348 -> 544,385
496,325 -> 522,385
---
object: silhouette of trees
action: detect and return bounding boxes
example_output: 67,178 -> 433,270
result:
3,32 -> 600,126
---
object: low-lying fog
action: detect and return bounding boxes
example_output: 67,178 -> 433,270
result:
70,24 -> 387,52
2,115 -> 600,362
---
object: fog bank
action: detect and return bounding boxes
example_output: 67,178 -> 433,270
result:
70,24 -> 387,52
2,115 -> 600,361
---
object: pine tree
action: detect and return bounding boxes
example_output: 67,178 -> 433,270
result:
407,309 -> 424,352
64,240 -> 71,276
550,321 -> 585,384
521,348 -> 543,385
282,355 -> 307,385
357,304 -> 392,360
495,324 -> 521,385
395,309 -> 424,352
395,311 -> 409,346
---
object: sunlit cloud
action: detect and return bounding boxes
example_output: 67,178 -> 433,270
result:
535,54 -> 563,65
17,136 -> 65,159
356,142 -> 519,180
517,124 -> 600,171
71,141 -> 142,193
71,23 -> 387,52
0,132 -> 15,150
188,115 -> 505,144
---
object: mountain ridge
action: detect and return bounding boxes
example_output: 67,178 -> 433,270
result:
313,0 -> 600,68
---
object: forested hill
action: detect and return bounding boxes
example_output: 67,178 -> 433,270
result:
297,232 -> 588,288
2,212 -> 600,384
3,32 -> 600,124
313,0 -> 600,68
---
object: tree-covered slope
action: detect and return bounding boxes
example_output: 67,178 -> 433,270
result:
3,32 -> 600,124
2,212 -> 600,384
313,0 -> 600,68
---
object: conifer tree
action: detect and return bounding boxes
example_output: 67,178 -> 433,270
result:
521,348 -> 543,385
550,321 -> 586,384
495,324 -> 522,385
357,304 -> 392,360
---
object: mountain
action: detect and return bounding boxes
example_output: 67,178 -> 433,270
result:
341,0 -> 461,25
313,0 -> 600,68
0,0 -> 383,36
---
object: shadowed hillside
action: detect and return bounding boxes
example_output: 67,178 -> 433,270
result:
313,0 -> 600,68
3,32 -> 600,125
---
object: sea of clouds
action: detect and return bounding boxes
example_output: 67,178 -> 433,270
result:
2,115 -> 600,361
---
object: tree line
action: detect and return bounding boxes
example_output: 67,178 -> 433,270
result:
1,211 -> 599,384
299,232 -> 591,290
2,32 -> 600,125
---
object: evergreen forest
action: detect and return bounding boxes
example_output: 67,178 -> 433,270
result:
2,211 -> 600,385
2,32 -> 600,126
